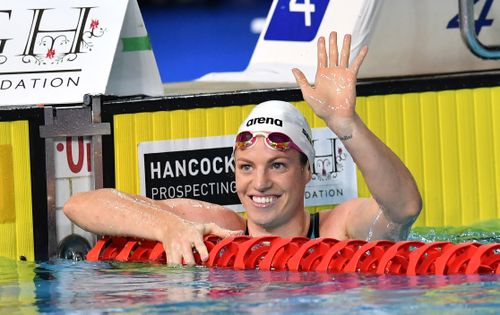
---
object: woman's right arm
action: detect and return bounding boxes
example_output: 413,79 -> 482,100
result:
63,188 -> 244,265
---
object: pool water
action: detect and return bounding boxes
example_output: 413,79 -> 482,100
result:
2,224 -> 500,314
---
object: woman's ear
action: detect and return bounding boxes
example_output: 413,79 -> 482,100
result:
304,162 -> 312,183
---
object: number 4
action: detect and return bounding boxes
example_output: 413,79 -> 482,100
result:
289,0 -> 316,27
447,0 -> 494,35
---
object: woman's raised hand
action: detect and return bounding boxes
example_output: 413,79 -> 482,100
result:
292,31 -> 368,136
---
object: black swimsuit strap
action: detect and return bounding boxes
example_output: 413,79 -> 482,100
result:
307,212 -> 320,239
244,212 -> 320,238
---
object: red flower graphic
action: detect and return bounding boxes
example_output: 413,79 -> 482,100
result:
46,48 -> 55,59
90,19 -> 99,30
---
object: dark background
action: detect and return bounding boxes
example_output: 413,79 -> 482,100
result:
144,147 -> 239,204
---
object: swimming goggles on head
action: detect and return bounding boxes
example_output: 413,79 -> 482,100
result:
235,131 -> 303,153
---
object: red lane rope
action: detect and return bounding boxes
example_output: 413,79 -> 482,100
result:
86,235 -> 500,275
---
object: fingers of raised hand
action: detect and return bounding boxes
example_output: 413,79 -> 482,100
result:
317,36 -> 327,69
350,45 -> 368,75
292,68 -> 312,92
340,34 -> 351,68
328,31 -> 338,67
321,32 -> 354,69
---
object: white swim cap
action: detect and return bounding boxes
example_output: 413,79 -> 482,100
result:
235,100 -> 315,170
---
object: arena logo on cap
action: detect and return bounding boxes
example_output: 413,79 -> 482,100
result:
264,0 -> 330,41
246,117 -> 283,127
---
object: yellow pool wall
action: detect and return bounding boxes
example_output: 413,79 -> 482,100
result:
112,86 -> 500,228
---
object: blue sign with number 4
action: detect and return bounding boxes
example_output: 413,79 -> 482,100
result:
264,0 -> 330,42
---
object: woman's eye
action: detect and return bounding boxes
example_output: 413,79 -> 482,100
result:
239,164 -> 252,172
272,162 -> 286,170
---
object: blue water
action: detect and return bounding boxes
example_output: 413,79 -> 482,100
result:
2,259 -> 500,314
2,225 -> 500,314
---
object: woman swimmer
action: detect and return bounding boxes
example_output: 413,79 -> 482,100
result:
64,31 -> 422,266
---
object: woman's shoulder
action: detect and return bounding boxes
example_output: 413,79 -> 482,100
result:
317,198 -> 370,239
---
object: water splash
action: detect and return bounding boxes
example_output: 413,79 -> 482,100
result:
366,209 -> 383,241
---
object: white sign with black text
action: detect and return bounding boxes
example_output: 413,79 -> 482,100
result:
306,127 -> 357,206
138,128 -> 357,212
138,135 -> 241,210
0,0 -> 162,106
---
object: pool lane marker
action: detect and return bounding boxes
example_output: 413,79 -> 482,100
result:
86,235 -> 500,275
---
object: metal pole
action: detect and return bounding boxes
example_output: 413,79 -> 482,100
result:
458,0 -> 500,59
90,95 -> 105,189
43,107 -> 58,259
40,97 -> 110,259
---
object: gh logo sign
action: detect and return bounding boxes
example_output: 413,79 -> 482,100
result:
0,10 -> 12,65
312,138 -> 347,180
0,6 -> 104,66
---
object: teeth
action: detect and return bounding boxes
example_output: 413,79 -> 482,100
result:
252,196 -> 276,204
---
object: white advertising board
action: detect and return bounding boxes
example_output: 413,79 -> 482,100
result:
359,0 -> 500,78
200,0 -> 500,83
0,0 -> 163,106
199,0 -> 382,82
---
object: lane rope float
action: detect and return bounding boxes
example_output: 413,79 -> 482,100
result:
86,235 -> 500,275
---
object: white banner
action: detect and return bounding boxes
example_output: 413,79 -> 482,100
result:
359,0 -> 500,78
200,0 -> 382,82
200,0 -> 500,82
306,128 -> 357,206
0,0 -> 162,106
138,135 -> 242,210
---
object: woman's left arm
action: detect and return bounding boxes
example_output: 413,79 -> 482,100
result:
292,31 -> 422,240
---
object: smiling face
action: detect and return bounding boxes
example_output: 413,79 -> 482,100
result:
234,137 -> 311,236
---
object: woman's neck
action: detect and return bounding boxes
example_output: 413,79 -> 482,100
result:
246,210 -> 310,238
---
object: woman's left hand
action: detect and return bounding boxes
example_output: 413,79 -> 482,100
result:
292,31 -> 368,136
